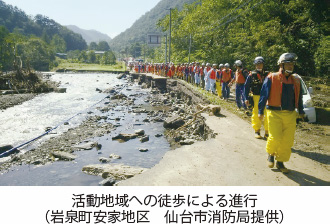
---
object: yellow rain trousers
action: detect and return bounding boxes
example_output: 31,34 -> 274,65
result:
252,95 -> 268,132
266,110 -> 297,162
216,81 -> 222,97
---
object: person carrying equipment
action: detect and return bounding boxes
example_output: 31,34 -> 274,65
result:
220,63 -> 233,101
258,53 -> 305,173
244,56 -> 269,139
231,60 -> 248,110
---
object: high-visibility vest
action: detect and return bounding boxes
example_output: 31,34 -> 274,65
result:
267,72 -> 301,109
210,69 -> 216,79
235,70 -> 246,84
222,69 -> 232,82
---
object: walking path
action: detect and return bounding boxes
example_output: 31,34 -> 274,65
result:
118,108 -> 330,186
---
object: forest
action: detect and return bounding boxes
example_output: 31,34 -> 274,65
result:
155,0 -> 328,77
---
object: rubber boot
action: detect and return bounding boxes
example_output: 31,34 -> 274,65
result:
276,161 -> 289,174
255,130 -> 262,139
267,154 -> 275,168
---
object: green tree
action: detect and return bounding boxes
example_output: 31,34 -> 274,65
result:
97,41 -> 110,51
89,42 -> 98,50
51,34 -> 66,52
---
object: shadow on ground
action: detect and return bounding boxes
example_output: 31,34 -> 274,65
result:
272,168 -> 330,186
292,148 -> 330,165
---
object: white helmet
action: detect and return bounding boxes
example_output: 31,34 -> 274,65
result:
202,63 -> 205,66
254,56 -> 265,65
219,63 -> 224,68
277,53 -> 297,65
234,60 -> 243,67
225,63 -> 230,68
206,63 -> 211,67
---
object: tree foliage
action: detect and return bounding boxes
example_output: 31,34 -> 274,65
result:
157,0 -> 328,76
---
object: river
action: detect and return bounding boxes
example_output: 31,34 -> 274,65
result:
0,73 -> 170,185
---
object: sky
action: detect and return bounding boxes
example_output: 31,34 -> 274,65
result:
3,0 -> 161,38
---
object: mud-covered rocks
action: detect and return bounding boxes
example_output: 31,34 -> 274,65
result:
99,177 -> 116,186
109,154 -> 121,159
51,151 -> 77,161
99,157 -> 111,163
82,164 -> 147,180
112,133 -> 138,141
117,73 -> 127,79
164,115 -> 185,129
73,141 -> 98,150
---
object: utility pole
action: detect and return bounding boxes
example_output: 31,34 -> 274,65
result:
188,34 -> 192,64
168,8 -> 172,63
165,34 -> 167,64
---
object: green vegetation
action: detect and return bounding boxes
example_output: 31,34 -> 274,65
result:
156,0 -> 328,77
53,61 -> 126,72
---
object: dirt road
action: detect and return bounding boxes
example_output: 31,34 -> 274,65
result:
118,108 -> 330,186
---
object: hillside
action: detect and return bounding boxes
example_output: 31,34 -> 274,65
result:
0,0 -> 87,51
109,0 -> 196,52
66,25 -> 111,44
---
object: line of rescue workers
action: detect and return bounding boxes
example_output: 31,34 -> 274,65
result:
128,53 -> 305,174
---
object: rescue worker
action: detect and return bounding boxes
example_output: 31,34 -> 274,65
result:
208,64 -> 217,94
200,63 -> 205,88
221,63 -> 233,101
231,60 -> 248,110
244,56 -> 269,139
194,62 -> 201,86
204,63 -> 211,91
216,64 -> 224,97
258,53 -> 305,173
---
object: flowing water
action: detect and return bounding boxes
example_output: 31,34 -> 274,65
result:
0,73 -> 170,185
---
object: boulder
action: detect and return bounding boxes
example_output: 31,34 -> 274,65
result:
139,148 -> 149,152
112,133 -> 138,141
180,139 -> 195,145
99,157 -> 111,163
109,154 -> 121,159
72,141 -> 98,150
51,151 -> 77,161
140,135 -> 149,143
82,164 -> 147,180
164,115 -> 185,129
117,73 -> 126,79
134,129 -> 145,136
99,177 -> 116,186
0,145 -> 13,154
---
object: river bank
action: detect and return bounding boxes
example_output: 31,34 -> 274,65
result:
0,72 -> 215,185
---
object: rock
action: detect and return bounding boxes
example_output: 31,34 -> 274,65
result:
155,134 -> 163,137
115,117 -> 121,121
96,88 -> 102,93
51,151 -> 77,161
0,145 -> 13,154
64,122 -> 69,125
134,129 -> 145,136
180,139 -> 195,145
32,160 -> 43,165
164,115 -> 185,129
111,94 -> 127,100
143,118 -> 150,122
153,117 -> 164,122
55,88 -> 66,93
112,133 -> 138,141
103,88 -> 116,94
99,157 -> 111,163
99,177 -> 116,186
140,135 -> 149,143
72,141 -> 98,150
139,148 -> 149,152
82,164 -> 147,180
117,73 -> 126,79
109,154 -> 121,159
141,83 -> 148,89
